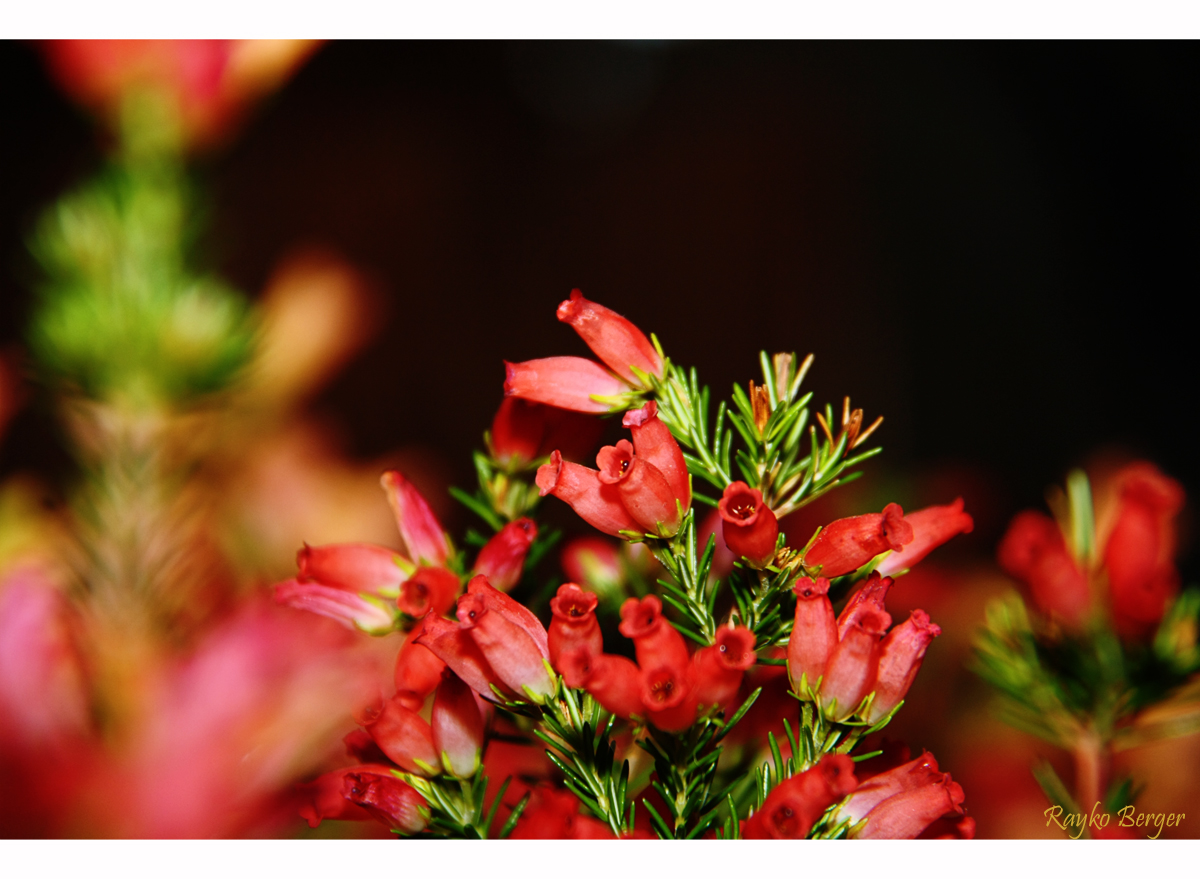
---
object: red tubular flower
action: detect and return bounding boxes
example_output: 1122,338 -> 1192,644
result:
343,772 -> 429,834
556,289 -> 664,383
741,754 -> 858,839
838,751 -> 943,823
504,356 -> 627,414
689,626 -> 756,711
852,773 -> 965,840
875,498 -> 974,576
297,763 -> 398,827
397,566 -> 461,619
432,672 -> 485,778
394,626 -> 446,709
465,575 -> 550,659
456,593 -> 555,703
803,503 -> 914,578
561,537 -> 625,597
559,648 -> 644,720
719,481 -> 779,568
548,584 -> 604,668
415,613 -> 507,700
273,579 -> 396,634
597,440 -> 682,536
997,510 -> 1090,626
866,610 -> 942,723
536,451 -> 642,537
297,542 -> 413,594
837,572 -> 894,640
380,470 -> 451,567
623,402 -> 690,509
1104,463 -> 1184,639
619,595 -> 689,674
489,398 -> 604,468
362,695 -> 440,776
640,664 -> 699,732
787,577 -> 837,694
472,518 -> 538,592
819,608 -> 890,720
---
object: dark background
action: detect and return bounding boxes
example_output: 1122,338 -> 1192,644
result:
1,40 -> 1196,578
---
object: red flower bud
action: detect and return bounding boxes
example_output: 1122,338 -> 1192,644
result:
363,695 -> 440,776
297,542 -> 413,593
597,440 -> 682,537
559,648 -> 644,720
742,754 -> 858,839
297,763 -> 397,827
1104,463 -> 1184,639
432,672 -> 485,778
718,481 -> 779,567
415,613 -> 507,700
504,356 -> 627,414
472,518 -> 538,592
804,503 -> 914,578
536,451 -> 642,537
343,772 -> 429,834
394,625 -> 446,709
875,498 -> 974,576
397,566 -> 461,619
689,626 -> 756,711
380,471 -> 451,567
641,664 -> 698,732
838,751 -> 943,823
819,608 -> 890,720
548,583 -> 603,668
273,579 -> 396,634
787,577 -> 837,693
997,510 -> 1089,626
619,595 -> 689,674
623,402 -> 690,510
457,593 -> 555,703
556,289 -> 664,383
837,572 -> 894,640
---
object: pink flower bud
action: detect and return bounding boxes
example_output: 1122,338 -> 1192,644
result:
504,356 -> 627,414
548,584 -> 603,668
641,664 -> 698,732
597,440 -> 681,537
397,566 -> 461,619
343,772 -> 429,834
689,626 -> 756,711
875,498 -> 973,576
273,579 -> 396,635
559,648 -> 644,720
866,610 -> 942,722
741,754 -> 858,839
787,576 -> 837,694
457,593 -> 555,703
623,402 -> 690,510
819,608 -> 890,720
619,595 -> 690,675
803,503 -> 914,578
380,471 -> 451,567
536,451 -> 642,537
362,695 -> 440,776
997,510 -> 1089,626
296,542 -> 413,594
394,625 -> 446,708
719,481 -> 779,568
432,672 -> 485,778
472,518 -> 538,592
836,572 -> 894,640
556,289 -> 664,383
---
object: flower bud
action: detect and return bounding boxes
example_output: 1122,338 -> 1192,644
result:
556,289 -> 664,383
561,537 -> 625,598
343,772 -> 429,834
719,481 -> 779,568
489,397 -> 548,469
432,672 -> 485,778
875,498 -> 973,576
548,583 -> 604,668
472,518 -> 537,592
803,503 -> 914,578
787,577 -> 837,694
866,610 -> 941,723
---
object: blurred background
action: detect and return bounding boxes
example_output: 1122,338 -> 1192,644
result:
1,40 -> 1197,837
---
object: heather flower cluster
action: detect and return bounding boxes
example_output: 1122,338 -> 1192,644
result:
281,291 -> 977,839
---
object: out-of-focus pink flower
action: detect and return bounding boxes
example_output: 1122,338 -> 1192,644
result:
998,510 -> 1090,627
875,498 -> 973,576
432,672 -> 485,778
787,576 -> 837,694
689,626 -> 756,711
343,772 -> 429,834
472,517 -> 537,592
803,503 -> 913,578
274,578 -> 397,635
488,398 -> 603,469
1104,463 -> 1184,639
741,754 -> 858,839
536,451 -> 642,537
819,608 -> 890,721
548,583 -> 604,668
380,471 -> 452,568
561,537 -> 625,598
719,481 -> 779,568
865,611 -> 942,723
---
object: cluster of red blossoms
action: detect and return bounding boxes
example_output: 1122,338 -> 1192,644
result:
279,290 -> 979,839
